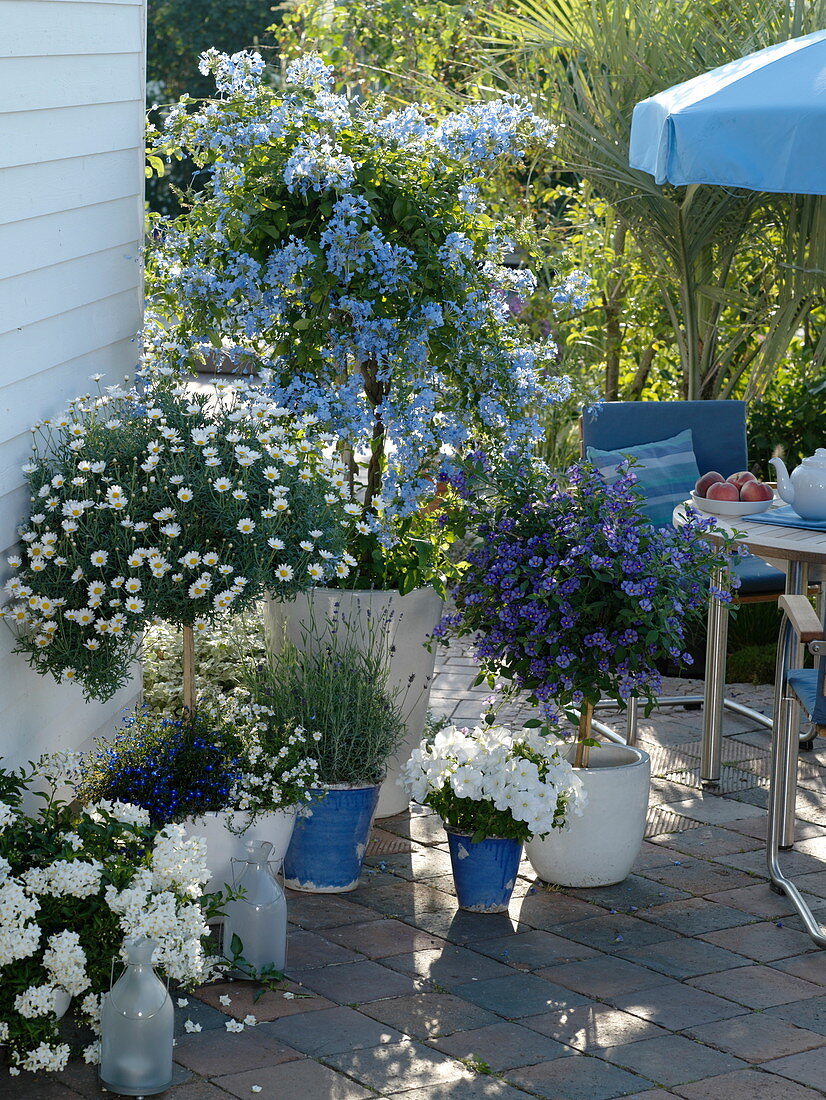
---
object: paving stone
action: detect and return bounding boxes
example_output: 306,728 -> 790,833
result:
359,991 -> 500,1040
348,881 -> 456,921
193,980 -> 334,1022
700,921 -> 820,962
596,1034 -> 746,1086
792,871 -> 826,899
724,817 -> 822,842
684,1013 -> 826,1063
704,883 -> 826,920
504,1051 -> 653,1099
647,824 -> 763,859
607,981 -> 747,1030
15,1070 -> 104,1100
567,875 -> 691,912
173,1025 -> 300,1076
689,966 -> 825,1009
713,847 -> 824,878
377,846 -> 455,881
214,1058 -> 375,1099
385,1077 -> 535,1098
285,928 -> 362,969
377,810 -> 446,845
262,1005 -> 404,1056
474,928 -> 600,968
537,955 -> 667,998
657,796 -> 766,826
453,972 -> 591,1018
641,897 -> 758,936
510,888 -> 601,928
520,1003 -> 669,1051
326,1039 -> 474,1092
770,953 -> 826,985
767,993 -> 826,1035
161,1081 -> 232,1099
412,907 -> 529,944
323,917 -> 449,959
283,892 -> 380,929
617,936 -> 750,979
554,913 -> 675,952
632,841 -> 692,870
430,1020 -> 570,1071
173,997 -> 231,1035
634,856 -> 757,895
380,944 -> 514,989
672,1067 -> 826,1100
761,1046 -> 826,1090
291,958 -> 423,1003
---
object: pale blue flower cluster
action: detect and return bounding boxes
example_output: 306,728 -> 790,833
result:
148,52 -> 587,541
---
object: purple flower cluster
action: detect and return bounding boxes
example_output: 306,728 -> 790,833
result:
437,460 -> 736,724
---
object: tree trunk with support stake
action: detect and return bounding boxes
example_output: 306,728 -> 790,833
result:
574,701 -> 595,768
182,624 -> 196,713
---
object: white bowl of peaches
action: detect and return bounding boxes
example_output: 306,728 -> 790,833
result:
690,471 -> 775,516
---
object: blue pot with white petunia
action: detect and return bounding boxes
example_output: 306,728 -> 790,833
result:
445,828 -> 523,913
283,784 -> 379,892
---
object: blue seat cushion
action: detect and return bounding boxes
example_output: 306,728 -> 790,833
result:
787,665 -> 826,725
734,553 -> 785,596
586,428 -> 700,526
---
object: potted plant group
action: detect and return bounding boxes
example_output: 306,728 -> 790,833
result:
146,50 -> 587,813
240,616 -> 407,892
0,755 -> 214,1077
401,723 -> 585,912
77,694 -> 320,890
437,457 -> 736,887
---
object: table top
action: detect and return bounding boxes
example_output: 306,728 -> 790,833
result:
674,500 -> 826,566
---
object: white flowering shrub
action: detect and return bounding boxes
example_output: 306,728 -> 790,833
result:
401,724 -> 586,843
0,759 -> 217,1075
1,371 -> 355,702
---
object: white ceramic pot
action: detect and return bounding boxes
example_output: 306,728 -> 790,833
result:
264,586 -> 444,817
525,744 -> 651,888
186,808 -> 297,893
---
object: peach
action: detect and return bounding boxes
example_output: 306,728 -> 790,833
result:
726,471 -> 757,490
740,479 -> 773,502
707,481 -> 740,501
695,471 -> 725,497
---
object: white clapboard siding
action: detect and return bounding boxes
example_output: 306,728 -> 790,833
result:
0,1 -> 145,768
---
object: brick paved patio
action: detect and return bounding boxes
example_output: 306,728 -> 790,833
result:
11,647 -> 826,1099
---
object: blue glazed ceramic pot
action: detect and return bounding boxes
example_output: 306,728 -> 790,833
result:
283,784 -> 379,892
445,829 -> 523,913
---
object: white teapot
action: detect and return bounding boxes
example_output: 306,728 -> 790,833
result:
769,450 -> 826,521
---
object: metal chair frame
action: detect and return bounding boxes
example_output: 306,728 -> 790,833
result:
767,591 -> 826,947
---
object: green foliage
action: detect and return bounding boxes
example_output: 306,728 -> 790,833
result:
489,0 -> 826,400
747,352 -> 826,479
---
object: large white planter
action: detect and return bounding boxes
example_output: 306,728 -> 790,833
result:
525,744 -> 651,888
186,809 -> 297,893
265,587 -> 443,817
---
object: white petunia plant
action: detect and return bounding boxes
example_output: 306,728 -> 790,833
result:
401,724 -> 586,843
1,369 -> 356,702
0,757 -> 219,1076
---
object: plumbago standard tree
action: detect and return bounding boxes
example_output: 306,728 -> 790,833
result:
147,50 -> 587,588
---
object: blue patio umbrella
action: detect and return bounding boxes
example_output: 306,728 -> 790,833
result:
629,28 -> 826,195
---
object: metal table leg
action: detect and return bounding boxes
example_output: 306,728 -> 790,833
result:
701,563 -> 729,784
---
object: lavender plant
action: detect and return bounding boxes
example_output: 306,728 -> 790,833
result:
146,50 -> 587,587
437,458 -> 737,754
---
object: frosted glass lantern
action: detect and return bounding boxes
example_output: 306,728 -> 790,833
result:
100,937 -> 174,1097
224,841 -> 287,974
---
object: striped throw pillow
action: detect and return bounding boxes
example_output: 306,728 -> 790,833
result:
586,428 -> 700,527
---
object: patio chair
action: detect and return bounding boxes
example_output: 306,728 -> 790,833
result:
580,400 -> 789,782
767,594 -> 826,946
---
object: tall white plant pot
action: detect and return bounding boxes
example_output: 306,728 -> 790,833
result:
525,744 -> 651,888
265,587 -> 443,817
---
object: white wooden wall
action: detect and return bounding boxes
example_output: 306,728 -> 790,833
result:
0,0 -> 146,767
